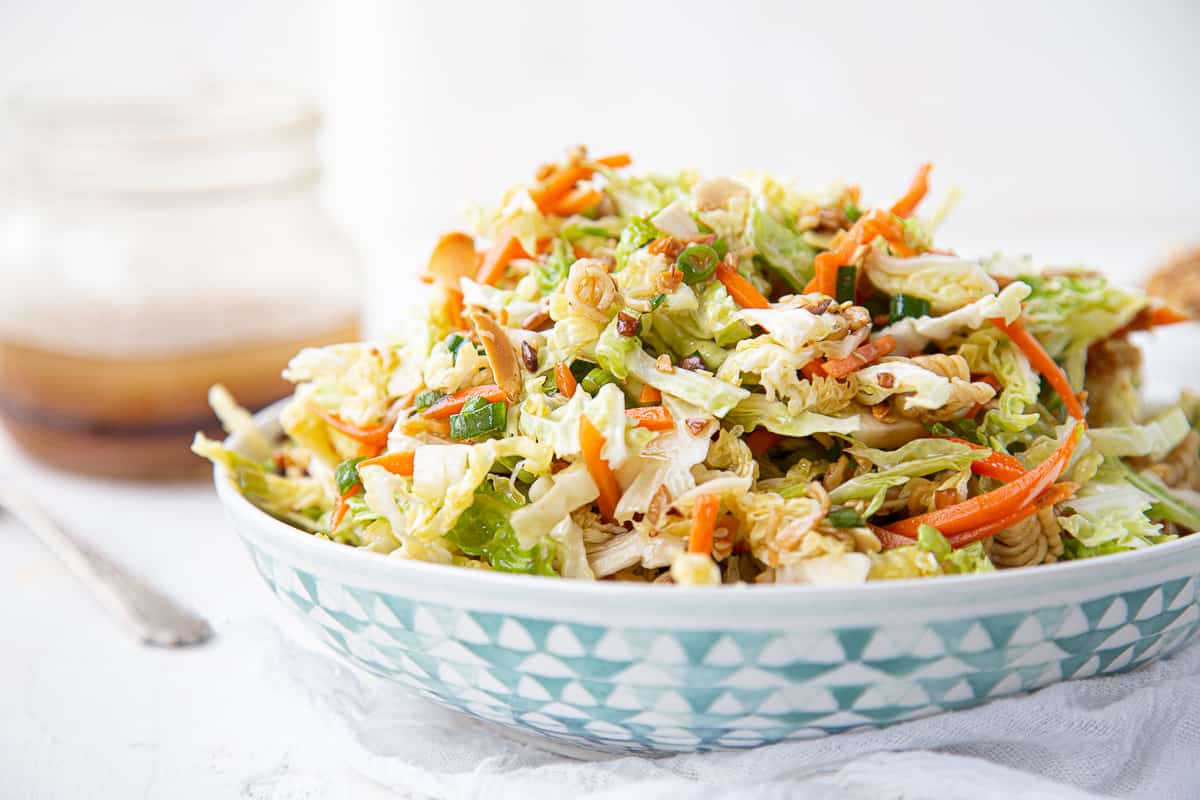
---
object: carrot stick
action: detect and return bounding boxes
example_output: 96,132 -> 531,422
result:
716,262 -> 770,309
420,384 -> 509,419
580,415 -> 621,521
822,335 -> 896,379
800,361 -> 825,380
989,317 -> 1085,421
638,384 -> 662,404
890,162 -> 933,218
314,408 -> 392,449
943,482 -> 1076,549
943,437 -> 1027,482
804,207 -> 917,295
746,429 -> 782,456
886,423 -> 1083,538
688,494 -> 720,555
624,406 -> 674,431
555,362 -> 578,398
593,152 -> 632,168
529,153 -> 632,212
476,233 -> 530,286
357,451 -> 415,476
530,163 -> 589,212
552,187 -> 602,217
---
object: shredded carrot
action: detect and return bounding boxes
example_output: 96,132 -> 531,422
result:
580,415 -> 621,521
530,164 -> 589,212
890,162 -> 933,218
1118,304 -> 1192,334
716,262 -> 770,309
330,483 -> 361,532
989,317 -> 1085,421
357,451 -> 415,476
944,437 -> 1026,482
552,186 -> 603,217
822,335 -> 896,379
532,153 -> 632,208
945,482 -> 1076,549
420,384 -> 508,419
974,374 -> 1002,391
746,429 -> 782,456
555,362 -> 578,398
593,152 -> 632,168
445,287 -> 466,330
886,424 -> 1083,538
624,406 -> 674,431
476,233 -> 530,286
529,153 -> 629,213
315,408 -> 392,449
688,494 -> 721,555
805,205 -> 919,296
1149,305 -> 1191,326
859,208 -> 916,257
356,442 -> 384,459
638,384 -> 662,404
800,361 -> 825,380
418,273 -> 434,285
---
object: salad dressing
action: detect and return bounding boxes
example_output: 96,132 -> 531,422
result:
0,85 -> 363,477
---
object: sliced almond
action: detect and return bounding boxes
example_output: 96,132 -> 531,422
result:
467,308 -> 523,401
426,231 -> 477,291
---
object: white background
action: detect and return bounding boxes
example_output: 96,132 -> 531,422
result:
0,2 -> 1198,798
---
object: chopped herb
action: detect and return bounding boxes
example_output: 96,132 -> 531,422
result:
535,236 -> 574,292
580,367 -> 617,395
415,390 -> 444,410
334,457 -> 367,495
835,266 -> 857,303
445,333 -> 466,354
649,293 -> 667,310
676,244 -> 720,284
844,202 -> 862,223
569,359 -> 597,383
449,397 -> 507,440
826,506 -> 866,528
888,293 -> 931,324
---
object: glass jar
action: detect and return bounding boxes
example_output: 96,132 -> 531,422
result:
0,84 -> 362,478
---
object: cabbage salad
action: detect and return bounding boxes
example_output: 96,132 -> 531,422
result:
195,147 -> 1200,586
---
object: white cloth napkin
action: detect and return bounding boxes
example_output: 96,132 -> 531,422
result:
268,628 -> 1200,800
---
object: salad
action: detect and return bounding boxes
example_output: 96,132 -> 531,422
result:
196,147 -> 1200,586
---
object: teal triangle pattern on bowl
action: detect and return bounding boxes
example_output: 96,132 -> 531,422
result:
240,539 -> 1200,755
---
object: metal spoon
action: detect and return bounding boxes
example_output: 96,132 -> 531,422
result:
0,482 -> 212,647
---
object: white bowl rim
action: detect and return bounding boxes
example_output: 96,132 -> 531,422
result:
213,400 -> 1200,604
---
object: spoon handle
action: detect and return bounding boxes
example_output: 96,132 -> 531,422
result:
1,485 -> 212,647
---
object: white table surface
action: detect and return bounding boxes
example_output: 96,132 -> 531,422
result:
2,231 -> 1195,799
0,438 -> 410,800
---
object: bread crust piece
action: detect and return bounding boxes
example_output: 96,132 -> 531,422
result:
1147,245 -> 1200,317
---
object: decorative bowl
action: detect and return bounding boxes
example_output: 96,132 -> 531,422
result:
214,403 -> 1200,754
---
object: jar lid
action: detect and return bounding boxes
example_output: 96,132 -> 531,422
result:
1,82 -> 320,197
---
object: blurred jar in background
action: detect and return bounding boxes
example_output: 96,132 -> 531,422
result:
0,84 -> 361,478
